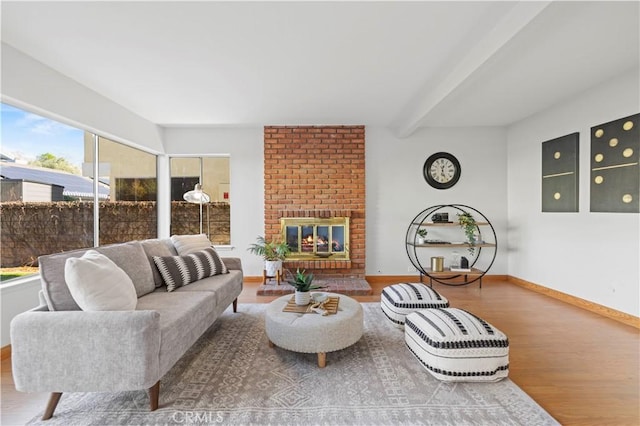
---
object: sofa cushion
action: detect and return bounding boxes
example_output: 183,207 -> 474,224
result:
175,269 -> 243,306
170,234 -> 212,255
96,242 -> 156,298
39,241 -> 156,311
64,250 -> 138,311
140,239 -> 176,287
153,247 -> 229,292
136,290 -> 218,377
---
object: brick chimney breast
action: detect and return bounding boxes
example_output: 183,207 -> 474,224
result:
264,126 -> 365,278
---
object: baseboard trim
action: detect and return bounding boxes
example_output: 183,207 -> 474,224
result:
1,344 -> 11,361
365,274 -> 508,285
508,276 -> 640,329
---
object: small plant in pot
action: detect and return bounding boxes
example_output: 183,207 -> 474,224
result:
248,236 -> 291,279
416,228 -> 428,244
286,268 -> 323,305
457,212 -> 478,256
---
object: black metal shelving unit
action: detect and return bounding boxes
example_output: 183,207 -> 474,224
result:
405,204 -> 497,287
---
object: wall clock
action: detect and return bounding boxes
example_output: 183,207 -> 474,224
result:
423,152 -> 461,189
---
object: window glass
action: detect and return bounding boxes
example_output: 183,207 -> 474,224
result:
90,135 -> 158,245
0,103 -> 92,282
170,157 -> 230,244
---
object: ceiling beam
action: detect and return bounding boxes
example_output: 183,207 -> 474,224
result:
394,1 -> 552,138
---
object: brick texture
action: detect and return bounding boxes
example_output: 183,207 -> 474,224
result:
264,125 -> 365,278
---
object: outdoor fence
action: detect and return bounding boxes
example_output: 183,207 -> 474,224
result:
0,201 -> 230,267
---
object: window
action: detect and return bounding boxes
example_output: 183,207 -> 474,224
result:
170,157 -> 230,245
87,135 -> 158,245
0,103 -> 158,283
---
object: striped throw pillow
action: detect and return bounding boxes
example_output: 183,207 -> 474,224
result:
153,247 -> 229,292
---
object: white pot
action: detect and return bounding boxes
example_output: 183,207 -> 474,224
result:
265,260 -> 282,277
294,291 -> 311,306
417,237 -> 426,244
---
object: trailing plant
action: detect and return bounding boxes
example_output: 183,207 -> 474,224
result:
286,268 -> 323,292
247,236 -> 291,261
457,212 -> 477,255
417,228 -> 428,238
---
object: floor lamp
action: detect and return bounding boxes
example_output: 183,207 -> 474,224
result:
183,159 -> 210,235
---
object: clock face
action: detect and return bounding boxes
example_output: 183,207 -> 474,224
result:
423,152 -> 461,189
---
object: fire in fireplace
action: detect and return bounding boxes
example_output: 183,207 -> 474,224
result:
281,217 -> 349,260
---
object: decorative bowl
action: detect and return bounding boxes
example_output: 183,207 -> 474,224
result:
311,292 -> 328,303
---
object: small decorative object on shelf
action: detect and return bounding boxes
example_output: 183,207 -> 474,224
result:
405,204 -> 497,287
457,212 -> 477,255
417,228 -> 428,244
430,256 -> 444,272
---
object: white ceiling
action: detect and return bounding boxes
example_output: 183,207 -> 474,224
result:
2,1 -> 639,136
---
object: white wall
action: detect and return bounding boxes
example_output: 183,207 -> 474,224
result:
507,67 -> 640,316
366,126 -> 508,275
1,43 -> 163,154
162,127 -> 266,276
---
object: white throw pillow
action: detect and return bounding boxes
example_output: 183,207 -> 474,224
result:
64,250 -> 138,311
170,234 -> 213,255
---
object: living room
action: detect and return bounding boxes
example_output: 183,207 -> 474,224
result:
1,1 -> 639,425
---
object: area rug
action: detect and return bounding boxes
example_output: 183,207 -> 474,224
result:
28,303 -> 559,425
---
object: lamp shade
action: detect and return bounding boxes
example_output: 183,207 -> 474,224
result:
183,183 -> 211,204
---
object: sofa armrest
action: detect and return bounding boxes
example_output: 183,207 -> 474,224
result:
222,257 -> 243,271
10,310 -> 161,393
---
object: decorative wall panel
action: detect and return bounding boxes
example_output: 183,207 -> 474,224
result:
590,113 -> 639,213
542,133 -> 579,212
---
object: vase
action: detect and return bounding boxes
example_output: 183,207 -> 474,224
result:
295,291 -> 311,306
265,260 -> 282,278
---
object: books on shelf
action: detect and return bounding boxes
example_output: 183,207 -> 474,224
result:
450,267 -> 472,272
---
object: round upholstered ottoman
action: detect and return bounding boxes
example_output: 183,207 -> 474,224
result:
381,283 -> 449,328
405,308 -> 509,382
265,293 -> 363,367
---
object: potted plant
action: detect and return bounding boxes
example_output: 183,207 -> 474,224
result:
248,236 -> 291,279
416,228 -> 428,244
457,212 -> 477,255
286,268 -> 323,305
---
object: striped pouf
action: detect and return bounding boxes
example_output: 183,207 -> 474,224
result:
380,283 -> 449,328
405,308 -> 509,382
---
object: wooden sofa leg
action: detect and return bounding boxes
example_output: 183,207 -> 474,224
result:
42,392 -> 62,420
233,298 -> 238,313
148,381 -> 160,411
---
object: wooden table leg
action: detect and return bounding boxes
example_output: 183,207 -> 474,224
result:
317,352 -> 326,368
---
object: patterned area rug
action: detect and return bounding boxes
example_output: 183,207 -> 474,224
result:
28,303 -> 559,425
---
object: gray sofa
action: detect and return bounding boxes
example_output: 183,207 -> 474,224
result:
10,237 -> 243,420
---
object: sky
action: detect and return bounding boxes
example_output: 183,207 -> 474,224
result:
0,103 -> 85,170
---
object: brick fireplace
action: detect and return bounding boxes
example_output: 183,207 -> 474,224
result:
263,125 -> 366,286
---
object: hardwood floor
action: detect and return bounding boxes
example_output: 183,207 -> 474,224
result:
2,277 -> 638,425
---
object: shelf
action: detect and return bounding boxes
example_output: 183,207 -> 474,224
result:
412,221 -> 490,227
424,267 -> 484,277
408,242 -> 496,248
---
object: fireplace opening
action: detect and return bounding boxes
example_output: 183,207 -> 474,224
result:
281,217 -> 349,260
